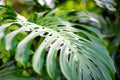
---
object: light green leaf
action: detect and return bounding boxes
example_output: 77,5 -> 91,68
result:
0,6 -> 116,80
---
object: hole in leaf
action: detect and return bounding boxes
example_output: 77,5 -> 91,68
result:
34,27 -> 39,29
69,49 -> 71,51
60,43 -> 64,47
57,30 -> 60,32
43,32 -> 49,36
57,25 -> 65,27
57,49 -> 61,57
51,39 -> 57,44
68,53 -> 71,61
49,34 -> 52,36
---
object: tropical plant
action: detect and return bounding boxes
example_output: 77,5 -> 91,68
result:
0,5 -> 116,80
0,1 -> 116,80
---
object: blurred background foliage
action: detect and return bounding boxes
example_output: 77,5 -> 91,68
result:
6,0 -> 116,17
0,0 -> 120,80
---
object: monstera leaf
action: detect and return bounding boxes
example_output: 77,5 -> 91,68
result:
0,5 -> 116,80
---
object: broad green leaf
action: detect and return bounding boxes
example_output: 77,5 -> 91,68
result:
0,6 -> 116,80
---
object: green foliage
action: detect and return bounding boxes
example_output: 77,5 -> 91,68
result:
0,5 -> 116,80
94,0 -> 116,11
0,60 -> 39,80
99,13 -> 120,80
36,0 -> 116,11
0,5 -> 16,25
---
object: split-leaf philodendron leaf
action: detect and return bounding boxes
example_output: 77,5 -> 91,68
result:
0,5 -> 116,80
